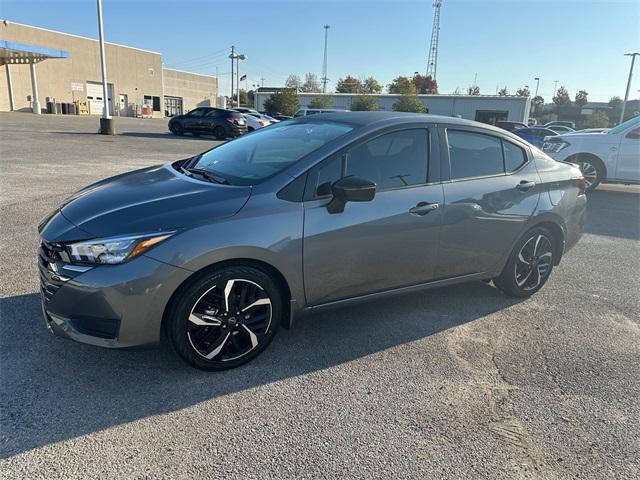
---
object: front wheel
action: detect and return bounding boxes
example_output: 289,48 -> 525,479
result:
494,227 -> 555,297
171,123 -> 184,136
167,266 -> 282,371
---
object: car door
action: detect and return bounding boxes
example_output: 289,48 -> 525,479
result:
183,108 -> 206,132
435,127 -> 541,279
302,127 -> 444,306
615,126 -> 640,181
201,109 -> 222,133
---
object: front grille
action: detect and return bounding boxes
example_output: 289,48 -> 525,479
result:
39,240 -> 67,305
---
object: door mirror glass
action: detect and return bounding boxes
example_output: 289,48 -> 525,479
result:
327,176 -> 376,213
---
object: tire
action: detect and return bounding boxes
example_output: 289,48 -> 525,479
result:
571,155 -> 604,191
171,123 -> 184,136
167,266 -> 282,371
213,126 -> 226,140
494,226 -> 555,298
192,132 -> 200,137
248,126 -> 255,132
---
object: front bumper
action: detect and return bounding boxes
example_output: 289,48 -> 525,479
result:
38,243 -> 192,348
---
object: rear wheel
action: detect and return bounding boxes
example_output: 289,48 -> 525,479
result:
214,126 -> 226,140
168,266 -> 282,371
494,227 -> 555,297
570,155 -> 604,191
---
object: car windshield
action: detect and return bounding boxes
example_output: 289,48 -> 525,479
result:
190,121 -> 353,185
608,116 -> 640,135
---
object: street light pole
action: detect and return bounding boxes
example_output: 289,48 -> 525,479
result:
620,52 -> 639,124
229,46 -> 235,108
534,77 -> 540,97
96,0 -> 114,134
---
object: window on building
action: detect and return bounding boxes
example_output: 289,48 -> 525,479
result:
143,95 -> 161,111
447,130 -> 504,179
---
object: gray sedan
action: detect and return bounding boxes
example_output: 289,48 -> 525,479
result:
38,112 -> 587,370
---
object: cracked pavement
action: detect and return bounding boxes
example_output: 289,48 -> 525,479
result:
1,113 -> 639,479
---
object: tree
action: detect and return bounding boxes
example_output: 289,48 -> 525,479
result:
515,87 -> 530,97
301,73 -> 321,93
351,95 -> 379,111
263,89 -> 299,116
335,75 -> 363,93
285,74 -> 302,90
388,76 -> 417,95
392,94 -> 427,113
361,76 -> 383,94
307,96 -> 332,109
498,87 -> 509,96
553,86 -> 571,106
609,96 -> 622,108
588,110 -> 609,128
532,95 -> 545,116
575,90 -> 588,107
237,89 -> 249,106
467,86 -> 480,96
412,74 -> 438,94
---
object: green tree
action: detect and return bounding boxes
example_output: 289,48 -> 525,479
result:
467,85 -> 480,96
388,76 -> 417,95
575,90 -> 588,107
350,95 -> 379,111
307,96 -> 332,109
608,96 -> 622,108
531,95 -> 545,116
412,74 -> 438,94
588,110 -> 609,128
335,75 -> 363,93
515,87 -> 530,97
301,73 -> 321,93
392,94 -> 427,113
264,89 -> 299,116
498,87 -> 509,96
361,76 -> 383,94
553,86 -> 571,106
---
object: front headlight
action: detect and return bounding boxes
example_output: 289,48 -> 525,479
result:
542,140 -> 570,153
66,232 -> 175,265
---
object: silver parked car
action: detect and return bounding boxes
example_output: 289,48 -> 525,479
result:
38,112 -> 587,370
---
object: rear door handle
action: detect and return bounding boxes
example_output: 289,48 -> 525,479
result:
409,202 -> 439,216
515,180 -> 536,192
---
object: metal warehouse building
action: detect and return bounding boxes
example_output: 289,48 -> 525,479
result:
0,20 -> 218,117
255,91 -> 531,124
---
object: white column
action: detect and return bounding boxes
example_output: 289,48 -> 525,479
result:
29,61 -> 41,114
5,63 -> 15,111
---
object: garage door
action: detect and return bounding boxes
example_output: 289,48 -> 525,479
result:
86,82 -> 114,115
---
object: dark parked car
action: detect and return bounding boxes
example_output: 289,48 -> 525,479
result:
168,107 -> 247,139
513,127 -> 559,148
261,111 -> 292,121
38,112 -> 586,370
496,121 -> 527,132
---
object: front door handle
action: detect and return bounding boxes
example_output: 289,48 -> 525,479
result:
409,202 -> 439,216
515,180 -> 536,192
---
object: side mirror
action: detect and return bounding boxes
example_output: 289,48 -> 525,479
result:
327,176 -> 376,214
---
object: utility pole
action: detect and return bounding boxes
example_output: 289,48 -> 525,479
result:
260,77 -> 265,87
96,0 -> 114,134
229,46 -> 235,107
235,53 -> 246,107
426,0 -> 443,85
534,77 -> 540,97
620,52 -> 639,124
552,80 -> 559,98
321,25 -> 330,93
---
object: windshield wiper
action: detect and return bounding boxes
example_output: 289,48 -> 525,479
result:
183,167 -> 229,185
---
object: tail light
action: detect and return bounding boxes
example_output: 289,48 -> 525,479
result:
576,177 -> 587,196
258,121 -> 265,127
226,117 -> 239,124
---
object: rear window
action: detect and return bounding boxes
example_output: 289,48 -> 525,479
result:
447,131 -> 504,179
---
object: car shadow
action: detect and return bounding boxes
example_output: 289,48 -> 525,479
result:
585,186 -> 639,240
0,282 -> 521,458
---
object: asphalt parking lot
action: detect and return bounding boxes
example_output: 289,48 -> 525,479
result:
1,112 -> 639,479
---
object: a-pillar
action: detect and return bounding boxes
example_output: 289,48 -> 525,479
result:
29,61 -> 41,114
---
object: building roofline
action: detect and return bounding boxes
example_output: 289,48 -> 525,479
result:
255,91 -> 530,100
162,67 -> 217,79
1,19 -> 162,56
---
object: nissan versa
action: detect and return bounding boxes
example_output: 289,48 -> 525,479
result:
38,112 -> 586,370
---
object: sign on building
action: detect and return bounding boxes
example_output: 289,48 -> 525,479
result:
71,83 -> 84,92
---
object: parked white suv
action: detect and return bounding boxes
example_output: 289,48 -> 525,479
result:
543,116 -> 640,191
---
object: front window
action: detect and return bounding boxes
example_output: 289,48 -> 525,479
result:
190,121 -> 353,185
609,116 -> 640,135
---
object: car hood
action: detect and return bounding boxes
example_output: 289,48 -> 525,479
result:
554,132 -> 610,142
39,164 -> 252,242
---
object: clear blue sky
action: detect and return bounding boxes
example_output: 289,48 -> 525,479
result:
2,0 -> 639,102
